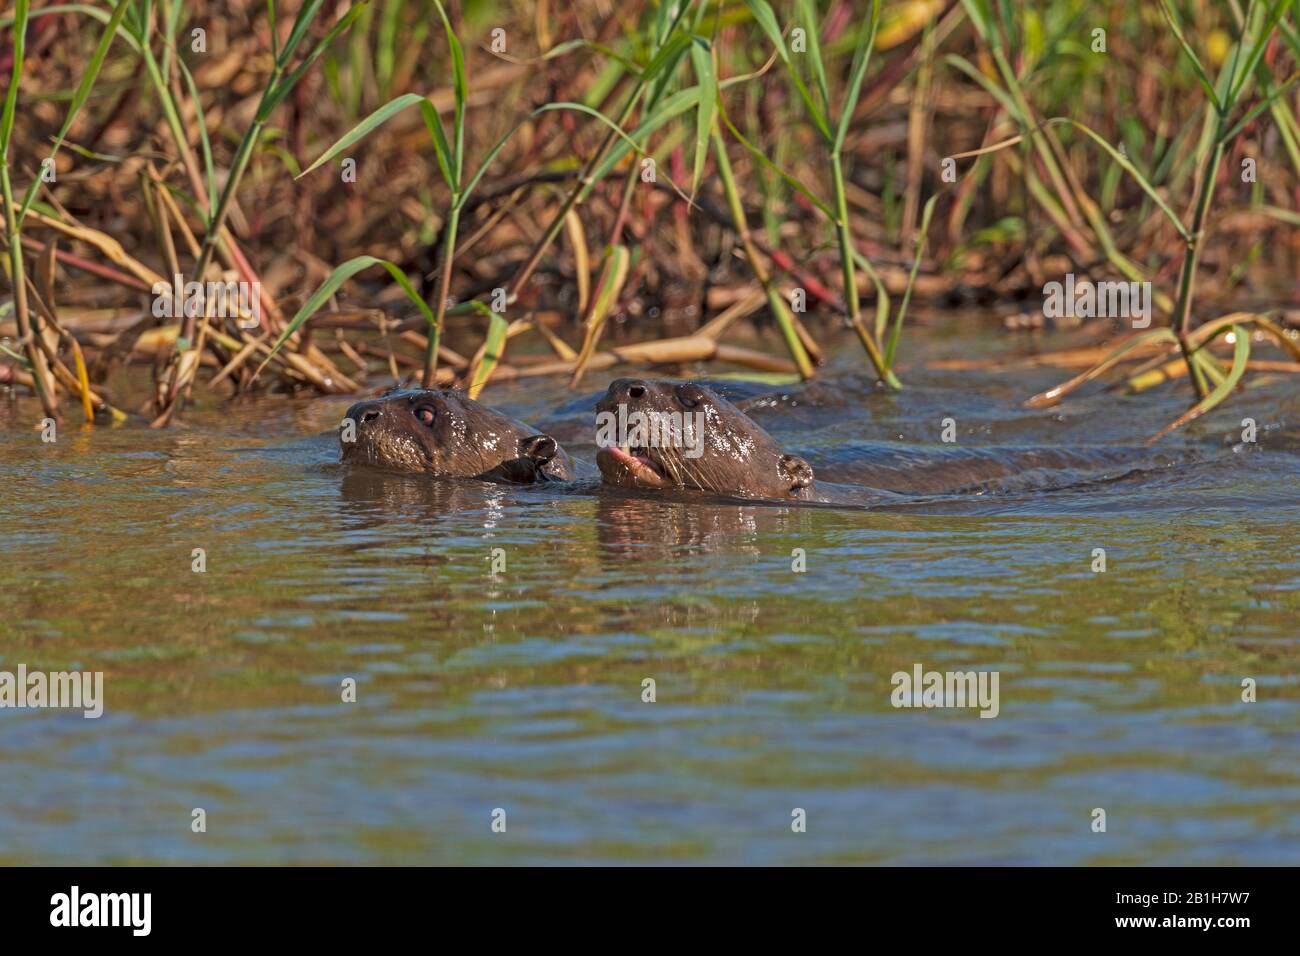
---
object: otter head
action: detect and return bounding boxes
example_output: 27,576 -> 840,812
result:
340,388 -> 570,482
594,379 -> 815,500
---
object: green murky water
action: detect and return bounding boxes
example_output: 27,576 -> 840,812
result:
2,323 -> 1297,864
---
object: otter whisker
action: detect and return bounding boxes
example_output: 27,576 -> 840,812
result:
666,447 -> 717,496
660,447 -> 689,489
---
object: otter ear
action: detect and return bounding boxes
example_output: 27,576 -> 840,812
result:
778,454 -> 814,489
520,434 -> 558,464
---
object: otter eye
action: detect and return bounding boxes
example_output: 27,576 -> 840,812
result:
676,384 -> 705,408
415,405 -> 436,426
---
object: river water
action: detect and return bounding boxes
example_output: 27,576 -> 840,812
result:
1,320 -> 1297,864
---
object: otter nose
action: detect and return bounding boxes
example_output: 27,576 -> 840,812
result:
606,378 -> 651,405
346,400 -> 383,428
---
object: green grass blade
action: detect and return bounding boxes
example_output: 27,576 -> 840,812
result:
833,0 -> 880,154
855,247 -> 891,342
0,5 -> 142,53
431,0 -> 465,181
264,254 -> 434,363
1220,70 -> 1300,143
585,85 -> 701,191
0,342 -> 30,366
377,0 -> 400,95
959,0 -> 994,40
176,54 -> 218,217
455,100 -> 637,211
266,0 -> 278,59
794,0 -> 830,116
1045,119 -> 1190,241
654,0 -> 671,45
1256,204 -> 1300,226
418,101 -> 457,196
15,0 -> 131,225
456,121 -> 532,209
743,0 -> 788,60
744,0 -> 832,141
884,193 -> 937,367
281,0 -> 327,67
0,0 -> 30,159
1227,0 -> 1289,104
262,2 -> 368,120
532,102 -> 658,162
1191,347 -> 1227,388
467,307 -> 510,397
1224,0 -> 1258,100
641,29 -> 692,84
687,37 -> 716,197
943,54 -> 1021,121
1149,325 -> 1250,441
1158,0 -> 1223,113
298,92 -> 425,179
542,38 -> 642,76
718,104 -> 834,218
161,0 -> 184,76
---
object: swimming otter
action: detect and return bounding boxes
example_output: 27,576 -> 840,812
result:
341,388 -> 574,483
594,378 -> 831,501
594,379 -> 1163,504
342,381 -> 1171,504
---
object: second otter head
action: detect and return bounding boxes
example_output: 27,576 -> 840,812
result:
340,388 -> 571,483
594,379 -> 815,500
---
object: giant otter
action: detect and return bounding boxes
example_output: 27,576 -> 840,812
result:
341,381 -> 1172,505
340,388 -> 574,483
594,378 -> 843,501
594,379 -> 1165,504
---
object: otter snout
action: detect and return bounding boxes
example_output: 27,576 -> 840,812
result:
345,399 -> 384,429
337,388 -> 573,481
600,379 -> 660,413
339,398 -> 405,468
605,378 -> 652,406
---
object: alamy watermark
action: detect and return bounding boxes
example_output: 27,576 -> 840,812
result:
1043,273 -> 1151,328
50,886 -> 150,936
151,273 -> 261,329
891,663 -> 1000,718
594,402 -> 706,458
0,665 -> 104,718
